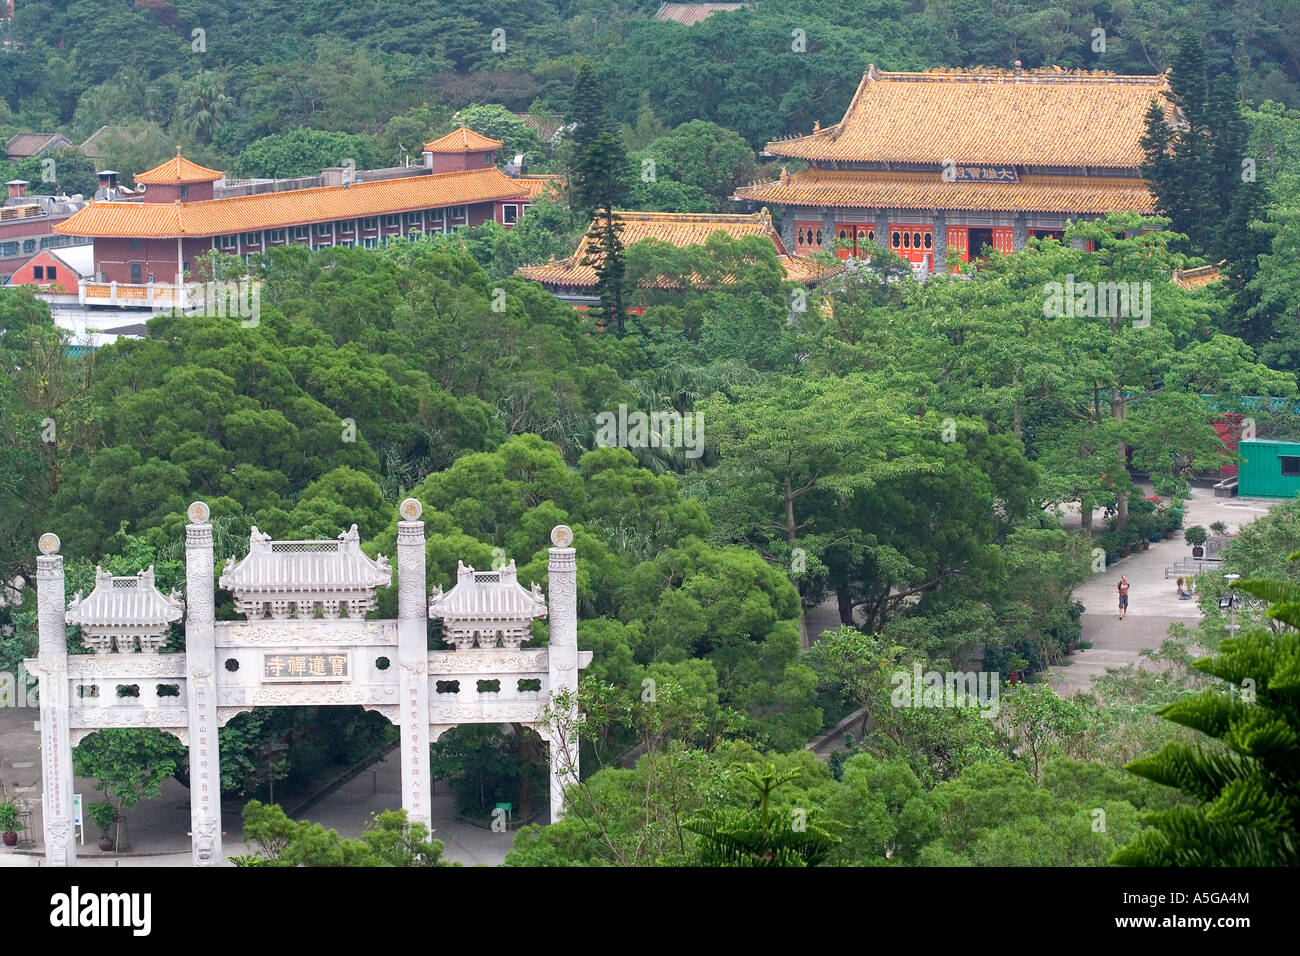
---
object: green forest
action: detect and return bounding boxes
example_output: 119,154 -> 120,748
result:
1,0 -> 1299,868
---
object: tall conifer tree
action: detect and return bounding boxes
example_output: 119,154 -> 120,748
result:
569,64 -> 629,335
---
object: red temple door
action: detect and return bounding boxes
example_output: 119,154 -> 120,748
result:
889,224 -> 933,270
992,227 -> 1015,254
853,225 -> 874,258
946,226 -> 969,267
795,220 -> 822,255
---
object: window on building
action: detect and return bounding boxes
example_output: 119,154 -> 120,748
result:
180,186 -> 189,199
406,212 -> 422,225
498,204 -> 516,225
130,262 -> 142,283
1,242 -> 18,257
130,237 -> 142,251
363,237 -> 377,249
23,239 -> 35,254
336,220 -> 354,233
265,229 -> 286,243
451,205 -> 467,219
218,235 -> 237,249
361,217 -> 378,230
243,232 -> 259,245
291,226 -> 309,241
382,214 -> 400,227
315,222 -> 332,236
47,266 -> 57,281
430,208 -> 444,223
39,237 -> 56,249
33,265 -> 43,279
1282,457 -> 1300,477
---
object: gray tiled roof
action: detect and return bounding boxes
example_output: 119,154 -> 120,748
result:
220,525 -> 392,593
429,561 -> 547,622
65,566 -> 183,629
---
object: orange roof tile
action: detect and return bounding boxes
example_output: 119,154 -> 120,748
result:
134,154 -> 224,184
54,166 -> 528,238
424,126 -> 504,153
511,174 -> 564,200
767,67 -> 1172,168
516,210 -> 841,287
1172,265 -> 1223,290
735,168 -> 1155,214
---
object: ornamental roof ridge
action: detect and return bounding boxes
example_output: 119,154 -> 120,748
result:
66,564 -> 184,629
219,524 -> 392,595
428,559 -> 548,623
867,66 -> 1169,86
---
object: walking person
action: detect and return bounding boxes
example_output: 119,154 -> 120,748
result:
1117,574 -> 1131,619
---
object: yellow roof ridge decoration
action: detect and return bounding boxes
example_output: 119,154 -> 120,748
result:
765,65 -> 1172,167
424,126 -> 505,153
133,154 -> 224,184
516,209 -> 841,287
55,166 -> 529,238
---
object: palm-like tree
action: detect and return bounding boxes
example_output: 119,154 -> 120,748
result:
176,72 -> 233,145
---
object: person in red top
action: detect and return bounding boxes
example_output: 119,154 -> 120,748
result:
1117,574 -> 1131,619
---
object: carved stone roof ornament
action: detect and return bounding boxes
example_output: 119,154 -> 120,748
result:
65,565 -> 183,654
219,524 -> 392,620
428,560 -> 548,650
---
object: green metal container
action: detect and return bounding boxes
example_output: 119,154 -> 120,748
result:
1236,439 -> 1300,498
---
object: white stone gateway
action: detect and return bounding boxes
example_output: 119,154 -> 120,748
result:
27,503 -> 590,867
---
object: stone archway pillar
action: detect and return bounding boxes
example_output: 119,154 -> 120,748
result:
36,538 -> 76,867
185,514 -> 223,865
546,540 -> 579,820
397,509 -> 432,832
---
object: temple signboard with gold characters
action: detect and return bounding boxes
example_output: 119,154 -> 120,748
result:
263,653 -> 351,681
28,498 -> 590,867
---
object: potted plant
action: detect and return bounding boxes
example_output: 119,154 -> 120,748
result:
1185,525 -> 1209,558
0,802 -> 22,847
88,800 -> 118,852
1210,520 -> 1228,538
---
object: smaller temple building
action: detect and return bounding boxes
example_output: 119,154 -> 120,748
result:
516,209 -> 841,308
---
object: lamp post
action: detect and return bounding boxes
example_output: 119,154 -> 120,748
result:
1220,573 -> 1241,637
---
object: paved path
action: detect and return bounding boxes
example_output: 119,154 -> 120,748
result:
1052,486 -> 1276,696
0,710 -> 515,867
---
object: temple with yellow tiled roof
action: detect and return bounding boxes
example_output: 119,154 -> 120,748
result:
735,65 -> 1175,274
516,209 -> 842,308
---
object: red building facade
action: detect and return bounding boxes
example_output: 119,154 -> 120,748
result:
735,67 -> 1172,274
56,131 -> 536,292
